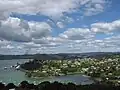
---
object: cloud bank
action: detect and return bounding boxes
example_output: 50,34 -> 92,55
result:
1,0 -> 118,55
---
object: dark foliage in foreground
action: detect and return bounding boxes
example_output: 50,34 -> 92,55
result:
0,81 -> 120,90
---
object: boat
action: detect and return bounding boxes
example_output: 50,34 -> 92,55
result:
15,65 -> 20,70
4,67 -> 7,70
10,65 -> 15,68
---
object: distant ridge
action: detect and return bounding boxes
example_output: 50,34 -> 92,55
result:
0,52 -> 120,60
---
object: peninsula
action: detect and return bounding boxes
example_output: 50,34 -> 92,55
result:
20,53 -> 120,85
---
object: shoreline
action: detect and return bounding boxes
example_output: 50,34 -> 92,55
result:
19,65 -> 99,84
20,67 -> 104,85
19,59 -> 104,84
20,67 -> 94,81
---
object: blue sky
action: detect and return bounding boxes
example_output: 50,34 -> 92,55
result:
11,0 -> 120,37
0,0 -> 120,54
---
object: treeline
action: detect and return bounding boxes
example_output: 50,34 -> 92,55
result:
20,59 -> 42,70
0,52 -> 120,60
0,55 -> 33,60
0,81 -> 119,90
0,54 -> 64,60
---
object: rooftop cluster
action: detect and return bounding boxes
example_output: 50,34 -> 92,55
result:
22,55 -> 120,85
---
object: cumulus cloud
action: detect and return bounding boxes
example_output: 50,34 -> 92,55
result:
84,0 -> 108,16
59,28 -> 94,40
1,17 -> 120,54
33,37 -> 65,48
0,40 -> 10,47
104,35 -> 120,47
91,19 -> 120,34
56,22 -> 65,28
29,22 -> 52,39
0,0 -> 119,54
0,17 -> 32,42
23,42 -> 41,49
33,38 -> 49,45
0,0 -> 109,20
19,19 -> 29,30
61,16 -> 74,23
0,17 -> 52,42
0,12 -> 9,20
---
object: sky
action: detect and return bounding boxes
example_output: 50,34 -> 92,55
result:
0,0 -> 120,55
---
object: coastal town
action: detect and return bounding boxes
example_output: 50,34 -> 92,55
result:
22,54 -> 120,85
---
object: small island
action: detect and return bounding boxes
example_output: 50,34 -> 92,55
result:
20,54 -> 120,85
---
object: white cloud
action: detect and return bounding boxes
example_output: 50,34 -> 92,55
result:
91,19 -> 120,34
33,37 -> 65,48
0,17 -> 32,42
104,35 -> 120,47
0,40 -> 10,47
84,0 -> 108,16
56,22 -> 65,28
33,38 -> 49,44
2,11 -> 120,54
0,12 -> 9,20
61,16 -> 74,23
29,22 -> 52,39
59,28 -> 94,40
23,42 -> 41,49
0,17 -> 52,42
0,0 -> 109,20
19,19 -> 29,30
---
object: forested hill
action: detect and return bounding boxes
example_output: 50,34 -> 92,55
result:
0,54 -> 33,60
0,54 -> 64,60
0,52 -> 120,60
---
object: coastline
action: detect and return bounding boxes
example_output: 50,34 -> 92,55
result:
19,64 -> 99,84
20,67 -> 103,85
19,59 -> 103,84
20,67 -> 93,81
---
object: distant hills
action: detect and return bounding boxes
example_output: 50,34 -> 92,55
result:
0,52 -> 120,60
